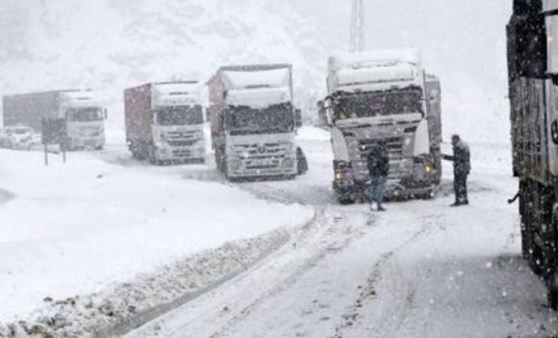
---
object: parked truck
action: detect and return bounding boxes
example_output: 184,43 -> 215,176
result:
3,90 -> 106,150
208,64 -> 305,180
507,0 -> 558,308
321,49 -> 442,204
124,82 -> 206,165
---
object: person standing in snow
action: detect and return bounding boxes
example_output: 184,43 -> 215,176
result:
367,141 -> 390,211
443,134 -> 471,207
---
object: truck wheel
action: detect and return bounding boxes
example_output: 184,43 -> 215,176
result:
337,195 -> 355,205
148,145 -> 161,166
297,147 -> 308,175
548,272 -> 558,310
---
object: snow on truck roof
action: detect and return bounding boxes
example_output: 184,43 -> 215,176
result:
153,81 -> 199,94
152,82 -> 200,107
329,48 -> 421,72
221,67 -> 291,90
226,87 -> 291,108
336,63 -> 420,88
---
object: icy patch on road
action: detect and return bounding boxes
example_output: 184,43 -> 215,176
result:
0,228 -> 291,338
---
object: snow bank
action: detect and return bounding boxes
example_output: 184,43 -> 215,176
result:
0,149 -> 313,321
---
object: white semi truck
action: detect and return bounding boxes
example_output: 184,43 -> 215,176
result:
322,49 -> 442,203
124,82 -> 206,165
208,64 -> 305,180
3,90 -> 107,150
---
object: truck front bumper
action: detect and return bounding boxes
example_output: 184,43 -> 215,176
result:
67,137 -> 105,150
155,145 -> 206,163
333,177 -> 438,201
227,157 -> 297,180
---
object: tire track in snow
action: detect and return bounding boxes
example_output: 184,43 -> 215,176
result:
203,209 -> 368,338
127,208 -> 370,338
332,212 -> 447,338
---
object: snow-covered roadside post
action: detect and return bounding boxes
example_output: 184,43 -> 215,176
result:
41,118 -> 67,166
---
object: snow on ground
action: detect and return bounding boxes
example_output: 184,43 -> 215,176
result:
1,126 -> 556,337
125,135 -> 558,338
0,143 -> 313,323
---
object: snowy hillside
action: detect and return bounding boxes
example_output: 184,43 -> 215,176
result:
0,0 -> 511,142
0,0 -> 331,130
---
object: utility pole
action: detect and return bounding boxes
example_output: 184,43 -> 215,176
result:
349,0 -> 365,53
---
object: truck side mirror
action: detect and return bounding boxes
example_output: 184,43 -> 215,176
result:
103,108 -> 108,120
323,97 -> 335,127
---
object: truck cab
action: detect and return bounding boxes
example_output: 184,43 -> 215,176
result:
125,82 -> 206,165
150,83 -> 206,164
323,49 -> 442,203
61,91 -> 107,150
209,65 -> 301,180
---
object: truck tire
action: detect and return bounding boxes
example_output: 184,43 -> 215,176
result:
297,147 -> 308,175
549,289 -> 558,310
148,145 -> 162,166
337,195 -> 355,205
548,271 -> 558,310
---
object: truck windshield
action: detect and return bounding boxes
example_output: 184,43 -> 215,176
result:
334,87 -> 423,120
156,106 -> 203,126
226,103 -> 294,136
67,108 -> 104,122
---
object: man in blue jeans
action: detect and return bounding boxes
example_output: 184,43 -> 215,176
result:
367,141 -> 390,212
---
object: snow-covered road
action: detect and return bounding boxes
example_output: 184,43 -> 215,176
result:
125,136 -> 558,338
1,127 -> 557,337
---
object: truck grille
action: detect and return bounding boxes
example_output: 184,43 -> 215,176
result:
354,137 -> 405,180
168,140 -> 197,147
164,131 -> 200,147
234,143 -> 289,160
172,149 -> 191,157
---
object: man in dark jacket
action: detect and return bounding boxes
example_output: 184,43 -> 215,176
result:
367,141 -> 390,211
443,134 -> 471,207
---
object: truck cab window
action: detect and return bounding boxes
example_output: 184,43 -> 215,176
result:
156,106 -> 203,126
334,87 -> 423,120
226,103 -> 294,136
66,108 -> 104,122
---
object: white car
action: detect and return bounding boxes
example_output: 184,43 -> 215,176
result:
0,126 -> 35,150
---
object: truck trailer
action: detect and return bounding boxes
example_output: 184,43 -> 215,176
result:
507,0 -> 558,308
208,64 -> 304,180
3,90 -> 107,150
322,49 -> 442,203
124,82 -> 206,165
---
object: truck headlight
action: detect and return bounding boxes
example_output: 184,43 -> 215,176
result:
334,170 -> 353,182
335,172 -> 345,181
230,160 -> 243,172
424,164 -> 435,174
283,157 -> 295,168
